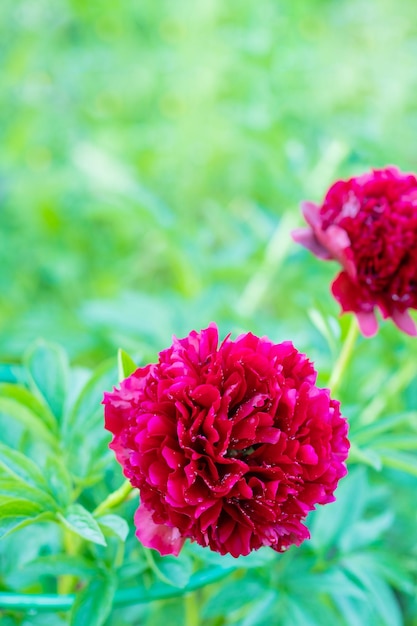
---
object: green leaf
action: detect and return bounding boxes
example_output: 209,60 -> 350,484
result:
117,348 -> 137,382
0,364 -> 23,384
339,510 -> 394,553
240,591 -> 277,626
70,573 -> 116,626
44,456 -> 73,509
0,500 -> 50,539
97,514 -> 129,542
371,553 -> 414,595
308,308 -> 339,355
331,595 -> 369,626
287,569 -> 366,599
283,596 -> 323,626
25,340 -> 69,423
0,499 -> 44,516
0,443 -> 49,490
342,555 -> 402,626
0,383 -> 57,433
309,467 -> 368,551
144,548 -> 192,588
0,477 -> 56,510
352,412 -> 417,445
372,434 -> 417,450
0,513 -> 49,539
67,359 -> 116,433
23,554 -> 97,579
153,554 -> 192,589
379,450 -> 417,477
202,578 -> 266,618
348,442 -> 382,470
0,395 -> 57,449
64,360 -> 116,480
58,504 -> 107,546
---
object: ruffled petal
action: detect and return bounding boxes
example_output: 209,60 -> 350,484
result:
134,504 -> 185,556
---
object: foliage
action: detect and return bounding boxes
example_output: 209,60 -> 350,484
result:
1,0 -> 417,624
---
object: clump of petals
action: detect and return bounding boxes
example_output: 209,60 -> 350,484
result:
103,324 -> 349,557
292,166 -> 417,337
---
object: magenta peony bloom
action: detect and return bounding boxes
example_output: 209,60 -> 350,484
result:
292,166 -> 417,337
103,324 -> 349,558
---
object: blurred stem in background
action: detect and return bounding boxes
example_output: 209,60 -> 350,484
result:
93,479 -> 133,517
328,316 -> 359,395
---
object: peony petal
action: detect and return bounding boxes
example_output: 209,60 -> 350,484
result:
298,444 -> 319,465
104,324 -> 349,558
391,309 -> 417,336
134,504 -> 185,556
301,201 -> 321,227
355,311 -> 378,337
291,227 -> 332,260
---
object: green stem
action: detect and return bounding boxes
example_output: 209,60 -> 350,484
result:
327,316 -> 359,395
0,566 -> 234,613
93,479 -> 133,517
237,211 -> 297,318
185,591 -> 200,626
57,528 -> 81,595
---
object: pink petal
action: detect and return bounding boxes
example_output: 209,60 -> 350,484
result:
355,311 -> 378,338
291,227 -> 332,260
391,309 -> 417,336
301,201 -> 321,227
134,504 -> 185,556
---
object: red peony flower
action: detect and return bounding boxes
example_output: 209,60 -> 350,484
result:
292,166 -> 417,337
103,324 -> 349,558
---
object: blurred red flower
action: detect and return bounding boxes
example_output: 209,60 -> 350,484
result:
103,324 -> 349,557
292,166 -> 417,337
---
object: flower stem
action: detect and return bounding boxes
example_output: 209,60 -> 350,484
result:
237,211 -> 297,318
328,316 -> 359,395
57,528 -> 81,595
93,479 -> 133,517
185,591 -> 200,626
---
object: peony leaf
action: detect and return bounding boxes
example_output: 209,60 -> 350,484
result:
23,554 -> 97,579
341,554 -> 402,626
308,308 -> 340,355
44,455 -> 73,509
117,348 -> 138,382
69,572 -> 116,626
378,450 -> 417,477
0,364 -> 24,384
309,467 -> 368,551
0,383 -> 58,444
152,554 -> 192,589
0,443 -> 49,491
347,442 -> 382,470
202,578 -> 267,619
67,359 -> 116,433
64,359 -> 116,480
282,595 -> 328,626
97,514 -> 129,542
0,478 -> 56,510
372,434 -> 417,450
24,340 -> 69,424
0,514 -> 49,539
143,549 -> 192,588
352,412 -> 417,445
0,501 -> 51,539
58,504 -> 107,546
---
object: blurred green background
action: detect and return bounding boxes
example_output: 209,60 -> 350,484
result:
2,0 -> 417,365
